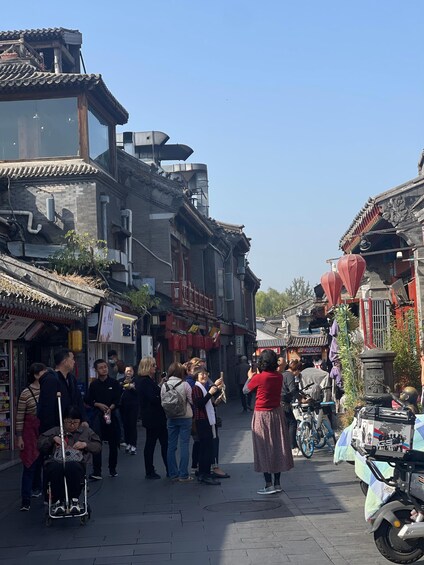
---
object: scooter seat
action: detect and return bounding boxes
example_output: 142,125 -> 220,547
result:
403,450 -> 424,463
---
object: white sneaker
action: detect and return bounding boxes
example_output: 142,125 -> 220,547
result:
257,486 -> 277,495
130,446 -> 136,455
51,500 -> 65,515
69,498 -> 81,514
292,448 -> 301,457
125,445 -> 131,453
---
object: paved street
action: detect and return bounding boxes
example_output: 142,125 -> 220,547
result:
0,403 -> 393,565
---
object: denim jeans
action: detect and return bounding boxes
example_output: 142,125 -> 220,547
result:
21,455 -> 42,505
167,417 -> 192,479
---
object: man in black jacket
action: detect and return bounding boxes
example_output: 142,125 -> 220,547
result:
85,359 -> 121,479
38,349 -> 87,434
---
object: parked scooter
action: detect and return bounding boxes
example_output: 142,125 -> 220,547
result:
353,394 -> 424,563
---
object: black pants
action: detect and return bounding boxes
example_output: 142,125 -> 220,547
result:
191,440 -> 200,469
285,409 -> 298,449
92,418 -> 119,475
144,425 -> 168,475
45,461 -> 85,501
239,385 -> 251,410
198,436 -> 214,476
121,404 -> 138,447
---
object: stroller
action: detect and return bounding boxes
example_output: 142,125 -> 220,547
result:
44,393 -> 92,526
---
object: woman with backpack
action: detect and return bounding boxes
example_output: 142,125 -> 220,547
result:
160,362 -> 193,482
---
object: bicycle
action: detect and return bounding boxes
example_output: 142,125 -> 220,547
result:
293,384 -> 336,459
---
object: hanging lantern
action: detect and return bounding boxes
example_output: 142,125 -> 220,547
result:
337,254 -> 366,299
68,329 -> 83,353
320,271 -> 343,307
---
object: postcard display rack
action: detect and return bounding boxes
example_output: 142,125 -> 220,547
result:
0,352 -> 10,450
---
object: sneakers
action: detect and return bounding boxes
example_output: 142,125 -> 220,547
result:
51,500 -> 65,515
125,445 -> 131,453
20,502 -> 30,511
257,486 -> 277,495
89,474 -> 103,481
69,498 -> 81,514
274,484 -> 283,493
109,470 -> 118,477
178,476 -> 194,482
292,448 -> 301,457
31,489 -> 42,498
145,472 -> 161,480
130,446 -> 136,455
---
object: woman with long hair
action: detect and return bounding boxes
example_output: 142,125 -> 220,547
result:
136,356 -> 168,479
245,349 -> 293,494
16,362 -> 47,511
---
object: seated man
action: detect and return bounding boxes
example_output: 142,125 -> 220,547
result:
38,406 -> 101,514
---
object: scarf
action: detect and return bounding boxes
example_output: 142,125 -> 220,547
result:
195,381 -> 216,426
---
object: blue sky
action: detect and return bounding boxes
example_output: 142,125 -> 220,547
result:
3,1 -> 424,291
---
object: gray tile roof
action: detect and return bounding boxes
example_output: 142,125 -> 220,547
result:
287,335 -> 329,347
0,159 -> 99,180
256,338 -> 287,348
0,63 -> 128,124
0,271 -> 83,320
0,28 -> 79,41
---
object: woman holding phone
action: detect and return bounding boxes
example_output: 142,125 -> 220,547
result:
244,349 -> 293,495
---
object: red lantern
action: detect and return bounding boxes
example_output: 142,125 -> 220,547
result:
321,271 -> 343,307
337,254 -> 366,299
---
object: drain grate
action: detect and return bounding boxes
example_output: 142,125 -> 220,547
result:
205,499 -> 282,514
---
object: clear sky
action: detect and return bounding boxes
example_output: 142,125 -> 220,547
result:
2,1 -> 424,292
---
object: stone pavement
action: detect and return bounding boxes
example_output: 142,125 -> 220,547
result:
0,402 -> 393,565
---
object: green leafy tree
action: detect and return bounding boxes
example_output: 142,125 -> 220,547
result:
334,304 -> 363,424
255,277 -> 314,317
126,285 -> 161,316
49,230 -> 113,277
385,310 -> 420,391
256,288 -> 289,317
284,276 -> 314,305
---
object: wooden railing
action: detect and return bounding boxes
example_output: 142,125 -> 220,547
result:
171,280 -> 214,316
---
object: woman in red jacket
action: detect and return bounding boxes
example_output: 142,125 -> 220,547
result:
245,349 -> 293,494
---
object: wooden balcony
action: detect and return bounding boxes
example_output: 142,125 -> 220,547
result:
171,280 -> 214,317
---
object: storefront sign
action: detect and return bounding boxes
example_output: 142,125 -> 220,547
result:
97,306 -> 137,344
256,346 -> 280,355
297,346 -> 323,354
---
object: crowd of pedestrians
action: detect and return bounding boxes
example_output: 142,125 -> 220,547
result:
15,346 -> 335,513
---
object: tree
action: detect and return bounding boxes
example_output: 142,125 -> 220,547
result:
256,288 -> 289,317
49,230 -> 113,277
385,310 -> 421,391
255,277 -> 314,317
126,285 -> 161,316
284,277 -> 314,305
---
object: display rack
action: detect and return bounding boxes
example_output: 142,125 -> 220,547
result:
0,353 -> 10,450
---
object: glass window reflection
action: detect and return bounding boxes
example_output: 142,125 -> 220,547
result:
0,98 -> 78,160
88,107 -> 110,172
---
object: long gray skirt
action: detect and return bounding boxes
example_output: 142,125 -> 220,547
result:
252,406 -> 294,473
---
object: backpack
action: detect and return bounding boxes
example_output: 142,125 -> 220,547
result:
161,379 -> 186,418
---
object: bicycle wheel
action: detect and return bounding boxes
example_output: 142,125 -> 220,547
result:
297,421 -> 314,458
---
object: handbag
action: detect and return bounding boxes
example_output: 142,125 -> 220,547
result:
53,446 -> 83,463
